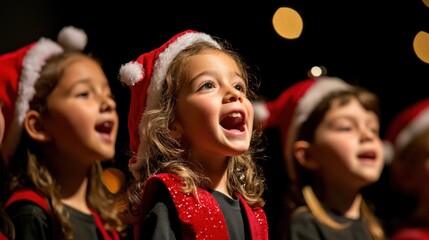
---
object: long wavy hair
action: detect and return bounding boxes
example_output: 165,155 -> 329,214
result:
285,87 -> 386,240
126,40 -> 266,218
7,52 -> 125,239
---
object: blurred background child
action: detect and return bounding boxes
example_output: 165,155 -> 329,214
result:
384,98 -> 429,240
118,29 -> 268,239
0,26 -> 125,239
254,76 -> 386,240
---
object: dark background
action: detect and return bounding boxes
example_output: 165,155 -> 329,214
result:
2,1 -> 429,238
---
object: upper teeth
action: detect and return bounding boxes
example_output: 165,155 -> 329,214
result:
229,113 -> 242,118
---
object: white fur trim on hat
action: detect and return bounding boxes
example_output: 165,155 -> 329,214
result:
383,140 -> 394,165
253,101 -> 270,126
395,107 -> 429,153
16,39 -> 63,125
5,38 -> 63,159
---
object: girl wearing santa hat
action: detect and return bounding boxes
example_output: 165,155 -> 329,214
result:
254,77 -> 386,240
0,26 -> 125,239
384,98 -> 429,240
117,29 -> 268,240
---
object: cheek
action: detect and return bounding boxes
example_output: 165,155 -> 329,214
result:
45,105 -> 91,132
177,101 -> 215,127
314,136 -> 353,162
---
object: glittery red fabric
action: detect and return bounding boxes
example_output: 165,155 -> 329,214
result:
142,173 -> 269,240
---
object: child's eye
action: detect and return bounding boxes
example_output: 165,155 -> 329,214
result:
198,82 -> 214,91
337,126 -> 352,131
370,128 -> 379,135
76,91 -> 89,98
234,83 -> 246,93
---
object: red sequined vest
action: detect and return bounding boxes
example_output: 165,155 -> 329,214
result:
138,173 -> 269,240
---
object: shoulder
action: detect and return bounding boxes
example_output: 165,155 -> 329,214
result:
284,206 -> 325,240
4,189 -> 49,214
6,202 -> 51,240
290,206 -> 316,223
6,201 -> 49,221
4,189 -> 50,226
289,206 -> 320,234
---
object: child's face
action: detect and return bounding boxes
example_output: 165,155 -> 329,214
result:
174,50 -> 254,163
309,97 -> 384,188
40,56 -> 118,162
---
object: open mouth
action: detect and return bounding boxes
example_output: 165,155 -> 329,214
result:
95,121 -> 114,134
357,151 -> 376,161
220,112 -> 245,132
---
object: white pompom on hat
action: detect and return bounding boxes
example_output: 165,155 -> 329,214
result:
253,76 -> 351,181
384,98 -> 429,164
0,26 -> 87,163
118,29 -> 221,179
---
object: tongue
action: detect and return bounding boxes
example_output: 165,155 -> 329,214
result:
221,117 -> 241,130
96,122 -> 111,133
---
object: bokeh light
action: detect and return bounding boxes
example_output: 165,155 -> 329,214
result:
272,7 -> 303,40
413,31 -> 429,64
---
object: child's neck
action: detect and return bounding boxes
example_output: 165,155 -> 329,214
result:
209,172 -> 230,198
322,185 -> 362,219
60,176 -> 91,214
46,153 -> 92,214
192,157 -> 230,197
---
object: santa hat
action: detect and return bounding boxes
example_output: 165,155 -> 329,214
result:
253,76 -> 351,181
0,26 -> 87,162
118,29 -> 220,178
384,98 -> 429,164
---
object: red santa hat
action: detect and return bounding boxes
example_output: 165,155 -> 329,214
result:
118,29 -> 220,178
253,76 -> 351,181
0,26 -> 87,162
384,98 -> 429,164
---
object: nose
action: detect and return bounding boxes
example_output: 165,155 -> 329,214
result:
100,95 -> 116,113
360,127 -> 377,142
223,87 -> 243,103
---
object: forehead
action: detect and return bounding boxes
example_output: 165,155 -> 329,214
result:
61,57 -> 105,79
325,97 -> 378,121
183,51 -> 241,75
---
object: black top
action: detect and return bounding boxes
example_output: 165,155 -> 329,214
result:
139,185 -> 250,240
285,206 -> 373,240
65,205 -> 102,240
6,202 -> 52,240
6,201 -> 106,240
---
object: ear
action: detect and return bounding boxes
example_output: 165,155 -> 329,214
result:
294,140 -> 319,171
24,110 -> 52,142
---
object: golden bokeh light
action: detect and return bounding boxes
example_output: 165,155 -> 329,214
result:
272,7 -> 303,39
413,31 -> 429,64
101,167 -> 126,194
423,0 -> 429,8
